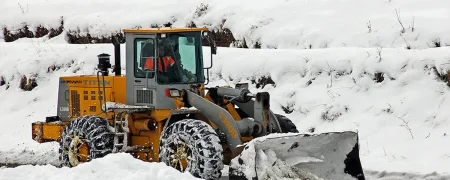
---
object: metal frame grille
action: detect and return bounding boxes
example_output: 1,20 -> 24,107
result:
70,90 -> 80,117
136,89 -> 153,104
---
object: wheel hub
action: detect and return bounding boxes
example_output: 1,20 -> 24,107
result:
67,132 -> 89,166
169,140 -> 192,172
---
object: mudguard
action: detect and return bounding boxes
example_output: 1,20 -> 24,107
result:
229,131 -> 365,180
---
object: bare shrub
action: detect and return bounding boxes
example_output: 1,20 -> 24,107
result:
0,76 -> 5,86
251,76 -> 276,89
430,66 -> 450,87
19,75 -> 38,91
3,17 -> 64,42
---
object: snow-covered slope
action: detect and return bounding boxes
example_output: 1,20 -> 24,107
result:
1,37 -> 450,177
209,46 -> 450,174
1,0 -> 450,179
1,0 -> 450,49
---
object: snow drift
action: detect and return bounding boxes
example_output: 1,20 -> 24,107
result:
0,153 -> 201,180
209,46 -> 450,174
1,38 -> 450,176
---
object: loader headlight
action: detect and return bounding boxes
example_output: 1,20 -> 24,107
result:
165,88 -> 181,98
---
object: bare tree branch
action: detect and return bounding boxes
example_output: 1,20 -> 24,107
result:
18,3 -> 25,14
398,116 -> 414,139
395,9 -> 405,33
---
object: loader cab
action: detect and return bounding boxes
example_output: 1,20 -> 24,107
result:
122,28 -> 215,109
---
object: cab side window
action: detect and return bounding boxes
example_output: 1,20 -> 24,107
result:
134,39 -> 155,78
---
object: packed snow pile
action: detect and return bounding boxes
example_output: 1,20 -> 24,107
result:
1,0 -> 450,49
230,132 -> 360,180
0,153 -> 201,180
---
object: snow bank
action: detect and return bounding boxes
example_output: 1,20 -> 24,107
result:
0,153 -> 201,180
208,46 -> 450,174
1,40 -> 450,175
2,0 -> 450,48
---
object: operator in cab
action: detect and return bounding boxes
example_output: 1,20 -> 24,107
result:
144,46 -> 181,83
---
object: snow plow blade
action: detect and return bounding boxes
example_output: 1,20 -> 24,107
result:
229,131 -> 365,180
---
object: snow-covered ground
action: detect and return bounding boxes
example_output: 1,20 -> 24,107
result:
0,153 -> 201,180
1,0 -> 450,179
1,38 -> 450,179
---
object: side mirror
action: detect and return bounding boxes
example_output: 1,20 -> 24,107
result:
202,30 -> 217,55
202,31 -> 216,85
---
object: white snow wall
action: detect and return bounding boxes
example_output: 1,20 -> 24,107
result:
209,47 -> 450,174
1,42 -> 450,174
1,0 -> 450,48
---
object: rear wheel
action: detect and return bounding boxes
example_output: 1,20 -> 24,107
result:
275,114 -> 299,133
159,119 -> 224,180
59,115 -> 114,167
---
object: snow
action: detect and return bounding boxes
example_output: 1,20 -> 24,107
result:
101,101 -> 153,112
1,0 -> 450,49
231,131 -> 361,180
0,153 -> 201,180
1,0 -> 450,179
208,46 -> 450,175
0,38 -> 450,179
2,39 -> 449,178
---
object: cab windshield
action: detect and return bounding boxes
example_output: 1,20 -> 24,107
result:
156,32 -> 203,84
134,32 -> 204,84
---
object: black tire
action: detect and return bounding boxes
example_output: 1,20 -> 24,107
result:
159,119 -> 224,180
59,115 -> 114,167
275,114 -> 299,133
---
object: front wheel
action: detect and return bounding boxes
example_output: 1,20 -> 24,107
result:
59,115 -> 114,167
275,114 -> 299,133
159,119 -> 224,180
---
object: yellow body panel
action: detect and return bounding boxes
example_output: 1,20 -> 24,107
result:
60,75 -> 126,120
123,27 -> 209,34
34,75 -> 168,162
32,121 -> 68,143
224,100 -> 242,121
136,121 -> 165,161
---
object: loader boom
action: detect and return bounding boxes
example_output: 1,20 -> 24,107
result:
167,86 -> 285,157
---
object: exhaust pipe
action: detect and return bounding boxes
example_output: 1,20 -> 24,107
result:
112,37 -> 121,76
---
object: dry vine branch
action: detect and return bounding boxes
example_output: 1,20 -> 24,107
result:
326,61 -> 333,88
376,46 -> 383,62
398,117 -> 414,139
395,9 -> 406,33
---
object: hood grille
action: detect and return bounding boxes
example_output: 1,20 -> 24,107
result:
136,89 -> 153,104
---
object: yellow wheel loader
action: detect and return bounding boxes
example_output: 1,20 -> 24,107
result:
31,27 -> 365,180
